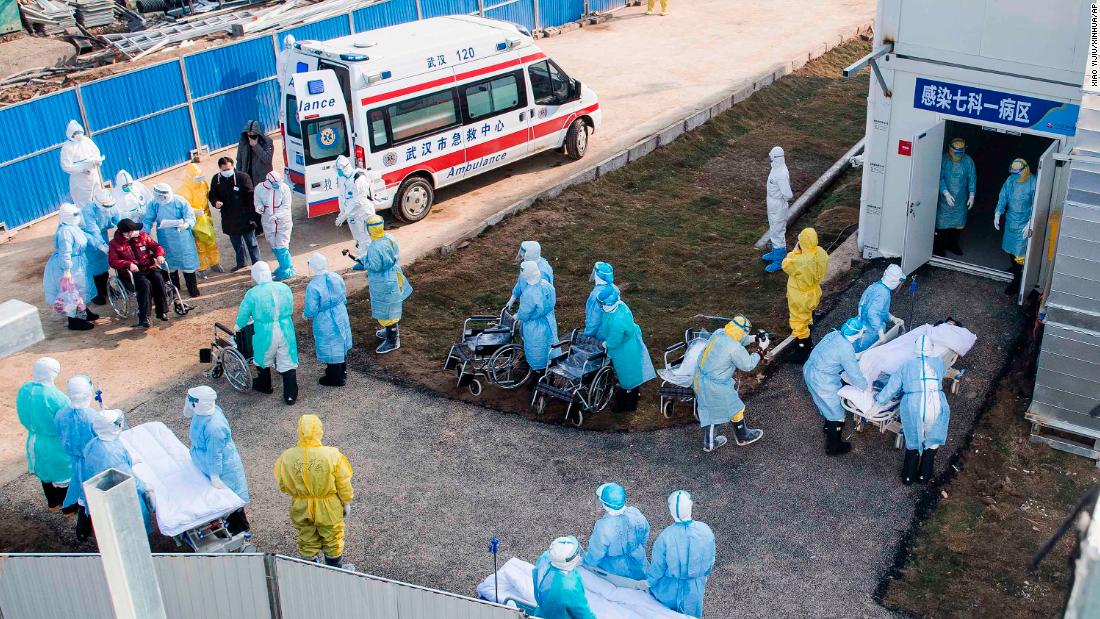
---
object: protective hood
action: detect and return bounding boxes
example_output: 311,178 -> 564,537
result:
597,285 -> 621,309
367,215 -> 385,240
242,119 -> 264,135
798,227 -> 819,252
115,169 -> 135,188
520,260 -> 542,285
841,316 -> 865,342
668,490 -> 693,522
264,170 -> 283,190
181,163 -> 208,196
66,119 -> 84,140
67,375 -> 95,408
153,183 -> 173,203
723,315 -> 752,343
185,385 -> 217,418
95,190 -> 117,208
769,146 -> 784,164
92,408 -> 124,441
251,261 -> 273,284
518,240 -> 541,261
597,482 -> 627,514
1011,158 -> 1031,182
335,155 -> 354,177
915,334 -> 935,358
297,414 -> 324,447
58,203 -> 82,227
882,264 -> 905,290
32,357 -> 61,385
548,536 -> 582,572
591,261 -> 614,285
308,252 -> 328,275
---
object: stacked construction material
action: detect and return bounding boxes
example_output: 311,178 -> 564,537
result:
19,0 -> 75,35
74,0 -> 115,26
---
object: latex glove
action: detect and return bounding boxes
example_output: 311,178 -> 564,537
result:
342,503 -> 351,518
209,474 -> 227,490
967,193 -> 975,209
942,191 -> 955,207
161,218 -> 180,228
505,297 -> 516,311
177,220 -> 190,230
757,335 -> 770,351
993,213 -> 1001,231
335,212 -> 347,227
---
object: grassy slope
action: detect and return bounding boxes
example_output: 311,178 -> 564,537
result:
348,40 -> 871,431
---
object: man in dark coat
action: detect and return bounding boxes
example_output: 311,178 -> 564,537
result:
235,120 -> 274,187
209,156 -> 260,272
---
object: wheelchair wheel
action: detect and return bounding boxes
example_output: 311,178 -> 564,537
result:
487,344 -> 531,389
209,358 -> 224,379
661,398 -> 674,418
221,348 -> 253,392
569,406 -> 584,428
108,276 -> 132,318
532,391 -> 547,416
588,366 -> 615,413
468,379 -> 482,396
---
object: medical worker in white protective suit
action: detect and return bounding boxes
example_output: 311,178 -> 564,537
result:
59,120 -> 104,206
185,386 -> 251,533
255,171 -> 295,280
334,155 -> 383,271
112,169 -> 153,222
236,261 -> 299,404
762,146 -> 794,273
874,334 -> 951,485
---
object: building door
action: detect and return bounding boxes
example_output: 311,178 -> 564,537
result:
901,121 -> 946,274
1019,140 -> 1060,304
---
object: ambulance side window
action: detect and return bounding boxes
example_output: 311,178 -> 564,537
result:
461,70 -> 526,123
368,109 -> 389,150
385,90 -> 460,144
317,60 -> 352,109
528,60 -> 571,105
285,94 -> 302,139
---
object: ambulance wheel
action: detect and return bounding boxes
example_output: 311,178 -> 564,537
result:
393,176 -> 434,223
564,119 -> 588,160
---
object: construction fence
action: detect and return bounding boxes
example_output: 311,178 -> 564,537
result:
0,0 -> 628,231
0,553 -> 526,618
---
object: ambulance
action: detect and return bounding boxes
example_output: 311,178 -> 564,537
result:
278,15 -> 602,222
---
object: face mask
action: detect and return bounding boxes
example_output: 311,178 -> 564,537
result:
270,182 -> 280,190
122,185 -> 132,193
156,195 -> 170,204
220,169 -> 234,178
69,133 -> 83,142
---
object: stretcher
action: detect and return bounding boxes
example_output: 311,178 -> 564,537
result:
477,557 -> 694,619
120,422 -> 253,552
839,323 -> 975,447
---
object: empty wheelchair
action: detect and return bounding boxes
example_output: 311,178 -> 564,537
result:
199,322 -> 253,392
530,329 -> 615,427
443,308 -> 531,395
656,328 -> 711,420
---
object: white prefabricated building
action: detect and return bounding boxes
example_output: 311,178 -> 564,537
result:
855,0 -> 1100,461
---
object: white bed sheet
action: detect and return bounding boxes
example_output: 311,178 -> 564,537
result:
477,558 -> 693,619
120,422 -> 245,537
857,323 -> 976,384
657,338 -> 707,388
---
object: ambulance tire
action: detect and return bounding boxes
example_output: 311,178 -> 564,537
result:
564,119 -> 588,160
393,175 -> 434,223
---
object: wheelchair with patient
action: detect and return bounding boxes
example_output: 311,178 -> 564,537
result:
655,327 -> 711,419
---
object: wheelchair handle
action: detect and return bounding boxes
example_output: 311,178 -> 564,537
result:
214,322 -> 236,337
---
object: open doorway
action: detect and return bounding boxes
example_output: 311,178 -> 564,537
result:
936,120 -> 1057,272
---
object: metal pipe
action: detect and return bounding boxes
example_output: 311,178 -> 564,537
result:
754,138 -> 866,250
84,468 -> 168,619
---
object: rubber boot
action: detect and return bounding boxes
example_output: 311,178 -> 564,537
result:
948,228 -> 964,255
761,246 -> 784,262
932,230 -> 946,257
183,271 -> 201,298
901,449 -> 920,485
703,425 -> 728,453
733,418 -> 763,446
253,366 -> 274,394
788,336 -> 812,364
824,420 -> 852,456
764,248 -> 787,273
376,324 -> 400,354
318,363 -> 346,387
67,316 -> 95,331
273,248 -> 296,281
375,327 -> 387,340
917,448 -> 936,483
91,272 -> 109,305
1004,261 -> 1022,296
83,307 -> 100,321
323,555 -> 343,568
281,369 -> 298,404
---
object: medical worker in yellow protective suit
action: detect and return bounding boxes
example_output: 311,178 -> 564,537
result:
177,162 -> 222,276
274,414 -> 354,567
781,227 -> 829,363
645,0 -> 667,15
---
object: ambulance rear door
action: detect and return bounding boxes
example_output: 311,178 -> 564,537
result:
292,70 -> 351,217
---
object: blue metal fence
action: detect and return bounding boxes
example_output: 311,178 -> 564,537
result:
0,0 -> 628,230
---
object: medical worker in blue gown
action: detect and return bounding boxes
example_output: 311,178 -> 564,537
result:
54,374 -> 100,540
584,261 -> 617,336
44,203 -> 99,330
875,334 -> 951,486
594,287 -> 655,413
365,215 -> 412,354
143,183 -> 201,298
692,315 -> 768,452
995,157 -> 1038,297
533,536 -> 597,619
506,240 -> 553,312
516,260 -> 559,375
647,490 -> 715,619
186,385 -> 251,533
79,190 -> 118,306
803,316 -> 868,456
583,482 -> 650,580
304,253 -> 353,387
81,408 -> 153,533
934,137 -> 977,257
854,264 -> 905,353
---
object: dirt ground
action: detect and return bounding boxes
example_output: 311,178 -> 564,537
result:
349,40 -> 871,431
882,326 -> 1100,618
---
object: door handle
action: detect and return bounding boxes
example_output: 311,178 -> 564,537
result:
519,111 -> 526,121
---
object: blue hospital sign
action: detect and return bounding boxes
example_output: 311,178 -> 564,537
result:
913,78 -> 1080,136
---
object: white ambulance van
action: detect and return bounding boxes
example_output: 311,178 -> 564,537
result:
278,15 -> 601,222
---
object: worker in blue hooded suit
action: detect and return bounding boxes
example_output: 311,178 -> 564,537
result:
54,374 -> 100,540
995,157 -> 1038,297
803,316 -> 868,456
365,215 -> 412,354
81,408 -> 153,533
647,490 -> 715,619
583,482 -> 650,580
185,385 -> 251,533
516,260 -> 559,373
934,137 -> 977,257
44,203 -> 99,330
584,261 -> 617,337
78,190 -> 118,306
532,536 -> 597,619
692,315 -> 768,452
143,183 -> 201,297
875,333 -> 950,486
594,287 -> 655,412
507,240 -> 553,311
854,264 -> 905,353
304,253 -> 353,387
